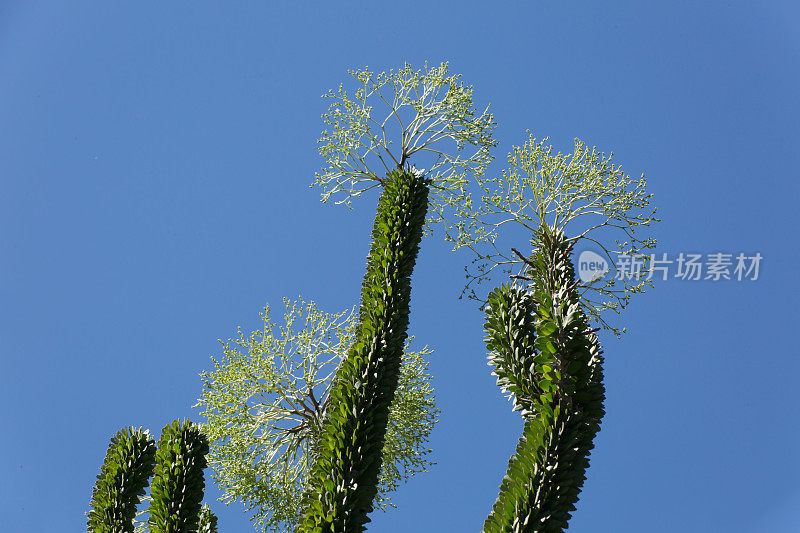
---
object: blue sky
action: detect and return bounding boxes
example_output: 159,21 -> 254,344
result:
2,2 -> 799,532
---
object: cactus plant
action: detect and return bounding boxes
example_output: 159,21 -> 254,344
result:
452,134 -> 658,531
481,229 -> 605,532
87,419 -> 219,533
195,62 -> 495,533
297,170 -> 427,531
278,64 -> 494,532
295,62 -> 496,532
87,427 -> 157,533
91,66 -> 660,533
147,419 -> 211,532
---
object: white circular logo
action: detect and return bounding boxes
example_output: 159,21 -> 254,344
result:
577,250 -> 609,283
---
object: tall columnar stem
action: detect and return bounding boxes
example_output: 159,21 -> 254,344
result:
147,419 -> 210,532
298,169 -> 429,532
87,427 -> 157,533
482,228 -> 605,533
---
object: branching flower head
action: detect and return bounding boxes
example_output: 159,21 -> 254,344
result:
314,61 -> 497,227
450,132 -> 659,335
195,297 -> 438,533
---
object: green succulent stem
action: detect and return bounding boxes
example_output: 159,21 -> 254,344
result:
482,227 -> 605,533
87,427 -> 157,533
147,419 -> 210,532
87,420 -> 220,533
198,504 -> 219,533
297,168 -> 430,532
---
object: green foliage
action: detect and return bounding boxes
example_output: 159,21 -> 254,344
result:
481,229 -> 605,533
377,347 -> 438,503
196,298 -> 352,531
195,295 -> 438,533
87,427 -> 157,533
449,133 -> 658,335
297,169 -> 430,532
147,419 -> 210,532
314,61 -> 497,229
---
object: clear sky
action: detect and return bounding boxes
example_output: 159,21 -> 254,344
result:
2,2 -> 799,532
